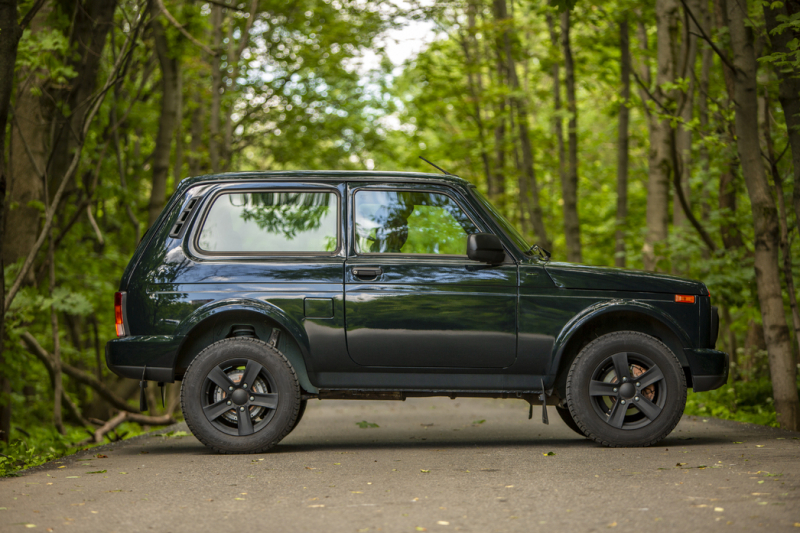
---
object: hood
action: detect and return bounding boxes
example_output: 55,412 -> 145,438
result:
543,262 -> 708,296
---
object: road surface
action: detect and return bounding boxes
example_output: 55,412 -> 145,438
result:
2,397 -> 799,532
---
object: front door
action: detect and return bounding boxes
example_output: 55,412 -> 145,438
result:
344,185 -> 517,369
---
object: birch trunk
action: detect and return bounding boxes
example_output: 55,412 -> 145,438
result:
643,0 -> 678,272
726,0 -> 800,430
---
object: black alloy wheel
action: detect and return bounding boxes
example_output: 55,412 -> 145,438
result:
181,337 -> 301,454
566,331 -> 686,447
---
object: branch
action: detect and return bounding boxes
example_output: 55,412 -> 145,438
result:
678,0 -> 736,73
22,333 -> 92,427
669,130 -> 718,252
21,332 -> 140,414
190,0 -> 250,13
155,0 -> 216,56
86,411 -> 176,444
19,0 -> 47,30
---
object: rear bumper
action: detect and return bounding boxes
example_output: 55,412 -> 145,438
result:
105,335 -> 183,383
684,348 -> 729,392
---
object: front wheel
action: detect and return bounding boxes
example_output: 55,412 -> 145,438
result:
565,331 -> 686,447
181,337 -> 301,453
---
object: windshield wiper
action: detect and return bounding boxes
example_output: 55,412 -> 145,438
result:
526,244 -> 551,262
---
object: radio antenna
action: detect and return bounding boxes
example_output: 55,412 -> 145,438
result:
419,156 -> 453,175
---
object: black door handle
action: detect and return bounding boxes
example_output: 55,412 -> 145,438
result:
353,267 -> 383,280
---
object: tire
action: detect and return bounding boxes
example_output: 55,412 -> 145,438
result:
566,331 -> 686,448
284,399 -> 308,438
555,405 -> 586,437
181,337 -> 301,454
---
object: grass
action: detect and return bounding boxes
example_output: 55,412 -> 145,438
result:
0,422 -> 150,477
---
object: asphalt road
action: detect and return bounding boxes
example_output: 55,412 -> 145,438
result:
2,397 -> 799,532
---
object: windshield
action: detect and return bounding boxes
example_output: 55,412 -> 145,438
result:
471,188 -> 532,254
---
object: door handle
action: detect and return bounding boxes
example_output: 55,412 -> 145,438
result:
352,267 -> 383,280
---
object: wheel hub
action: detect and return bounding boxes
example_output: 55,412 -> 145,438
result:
618,382 -> 636,399
231,388 -> 248,405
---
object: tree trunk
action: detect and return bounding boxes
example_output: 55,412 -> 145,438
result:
0,0 -> 23,444
172,70 -> 184,185
46,0 -> 118,201
560,11 -> 582,263
547,14 -> 566,234
492,0 -> 550,250
616,16 -> 630,268
189,88 -> 204,176
726,0 -> 800,430
763,0 -> 800,238
764,89 -> 800,366
644,0 -> 678,272
209,5 -> 223,173
462,0 -> 493,194
5,10 -> 50,269
673,0 -> 700,231
148,15 -> 181,227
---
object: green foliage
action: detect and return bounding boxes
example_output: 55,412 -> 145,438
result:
0,423 -> 148,477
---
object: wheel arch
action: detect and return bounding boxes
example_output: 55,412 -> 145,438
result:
550,301 -> 693,397
173,299 -> 318,393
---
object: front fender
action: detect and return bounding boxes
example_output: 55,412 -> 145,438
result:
548,299 -> 692,378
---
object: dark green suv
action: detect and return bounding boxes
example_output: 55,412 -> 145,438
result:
106,171 -> 728,453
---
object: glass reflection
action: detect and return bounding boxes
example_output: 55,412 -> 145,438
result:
355,190 -> 477,254
199,191 -> 337,252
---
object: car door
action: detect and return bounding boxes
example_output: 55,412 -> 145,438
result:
344,183 -> 517,369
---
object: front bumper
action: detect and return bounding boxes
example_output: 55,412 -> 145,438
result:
683,348 -> 729,392
105,335 -> 183,383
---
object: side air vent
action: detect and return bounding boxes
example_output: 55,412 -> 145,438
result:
169,197 -> 199,238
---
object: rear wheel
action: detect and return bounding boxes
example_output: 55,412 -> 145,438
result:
566,331 -> 686,447
181,337 -> 301,453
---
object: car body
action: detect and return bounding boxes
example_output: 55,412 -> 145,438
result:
106,171 -> 728,451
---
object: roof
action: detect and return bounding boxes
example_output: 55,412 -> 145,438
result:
175,170 -> 473,194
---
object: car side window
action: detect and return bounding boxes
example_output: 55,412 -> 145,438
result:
197,190 -> 338,253
354,189 -> 478,255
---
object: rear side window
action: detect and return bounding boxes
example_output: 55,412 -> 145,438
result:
197,191 -> 338,253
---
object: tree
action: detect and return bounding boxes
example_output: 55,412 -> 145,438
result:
726,0 -> 799,430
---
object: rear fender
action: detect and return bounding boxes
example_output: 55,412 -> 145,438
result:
175,298 -> 317,393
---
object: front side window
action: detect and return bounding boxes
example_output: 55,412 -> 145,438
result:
197,190 -> 338,253
354,189 -> 477,255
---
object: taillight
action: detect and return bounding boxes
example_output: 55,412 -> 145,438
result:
115,292 -> 125,337
675,294 -> 695,304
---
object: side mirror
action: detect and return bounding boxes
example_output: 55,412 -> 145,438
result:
467,233 -> 505,264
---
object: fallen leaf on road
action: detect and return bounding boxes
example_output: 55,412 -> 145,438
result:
57,466 -> 66,469
118,472 -> 127,475
756,445 -> 765,448
732,442 -> 743,444
472,420 -> 485,425
25,525 -> 35,529
714,507 -> 724,512
355,421 -> 379,429
87,470 -> 107,474
308,504 -> 325,508
437,521 -> 449,526
415,528 -> 427,531
543,452 -> 555,456
234,498 -> 246,501
676,463 -> 687,467
96,454 -> 107,458
608,522 -> 617,527
351,491 -> 364,494
505,485 -> 514,488
65,476 -> 79,479
421,469 -> 430,473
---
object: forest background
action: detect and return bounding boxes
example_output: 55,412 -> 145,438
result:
1,0 -> 799,473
